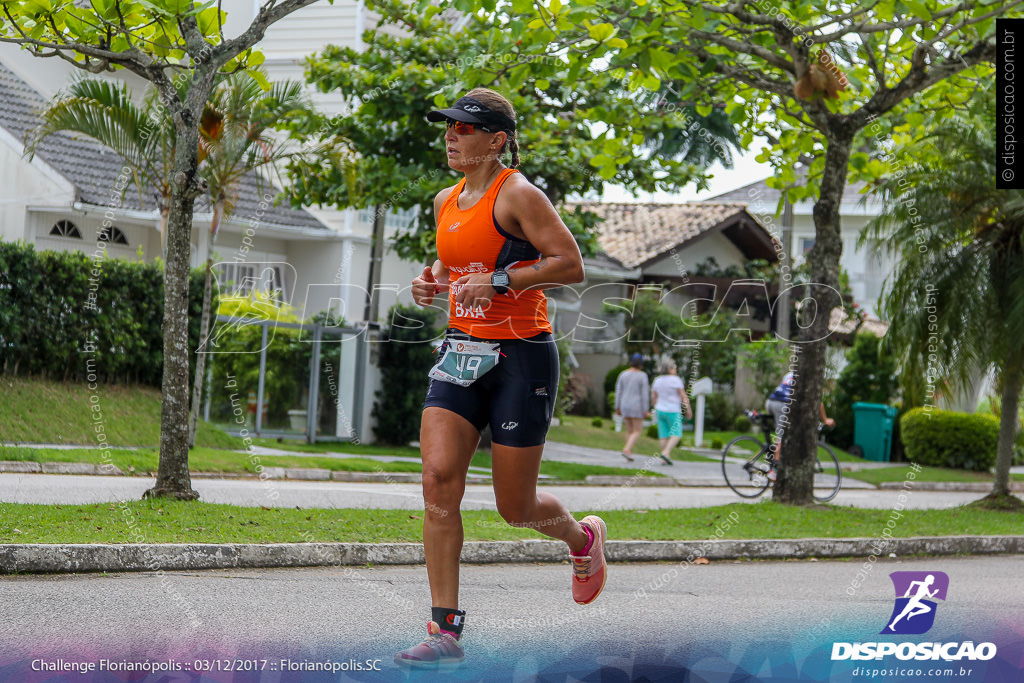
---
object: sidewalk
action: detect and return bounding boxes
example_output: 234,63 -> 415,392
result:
5,439 -> 1021,492
3,441 -> 1022,574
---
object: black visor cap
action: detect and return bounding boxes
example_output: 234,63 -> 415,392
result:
426,95 -> 516,132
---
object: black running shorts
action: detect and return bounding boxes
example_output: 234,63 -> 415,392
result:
423,330 -> 558,448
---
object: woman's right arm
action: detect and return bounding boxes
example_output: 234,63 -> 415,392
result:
411,187 -> 456,307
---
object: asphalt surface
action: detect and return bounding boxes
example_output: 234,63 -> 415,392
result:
0,472 -> 987,509
0,556 -> 1020,682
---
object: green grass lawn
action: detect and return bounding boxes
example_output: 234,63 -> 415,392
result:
1,500 -> 1019,545
1,377 -> 239,449
469,450 -> 664,479
250,438 -> 422,458
0,445 -> 425,475
549,416 -> 713,463
846,465 -> 1024,486
0,445 -> 664,482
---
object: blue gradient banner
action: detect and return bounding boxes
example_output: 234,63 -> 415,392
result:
1,620 -> 1020,682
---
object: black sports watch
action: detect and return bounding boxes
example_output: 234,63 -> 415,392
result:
491,269 -> 511,295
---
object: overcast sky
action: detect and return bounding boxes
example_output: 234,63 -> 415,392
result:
599,146 -> 774,203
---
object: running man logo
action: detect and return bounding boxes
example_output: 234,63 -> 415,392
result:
881,571 -> 949,635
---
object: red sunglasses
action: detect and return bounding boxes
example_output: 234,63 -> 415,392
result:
445,119 -> 497,135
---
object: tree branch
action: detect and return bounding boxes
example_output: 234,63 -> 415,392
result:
860,32 -> 886,89
693,45 -> 795,98
213,0 -> 319,65
852,37 -> 996,129
688,27 -> 796,74
810,3 -> 974,44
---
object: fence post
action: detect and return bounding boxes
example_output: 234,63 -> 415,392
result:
351,324 -> 368,442
306,324 -> 323,443
256,322 -> 269,437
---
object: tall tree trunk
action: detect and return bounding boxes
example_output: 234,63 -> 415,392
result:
364,204 -> 386,323
991,364 -> 1023,498
188,202 -> 223,448
774,129 -> 852,505
145,101 -> 208,501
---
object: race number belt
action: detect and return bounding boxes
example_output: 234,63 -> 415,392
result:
428,339 -> 501,387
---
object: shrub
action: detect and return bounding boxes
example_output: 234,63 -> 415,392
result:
646,424 -> 659,439
372,304 -> 439,445
0,241 -> 208,385
740,337 -> 791,400
705,392 -> 741,431
900,408 -> 998,471
604,364 -> 631,396
604,364 -> 630,416
591,417 -> 604,428
710,438 -> 724,449
733,415 -> 752,433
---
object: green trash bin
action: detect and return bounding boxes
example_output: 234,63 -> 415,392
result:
851,402 -> 898,461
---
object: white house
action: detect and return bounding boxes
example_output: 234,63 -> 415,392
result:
0,1 -> 426,442
708,176 -> 893,319
558,201 -> 781,405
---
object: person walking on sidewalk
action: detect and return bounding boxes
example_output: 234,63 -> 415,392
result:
651,359 -> 692,465
397,88 -> 608,670
614,353 -> 650,462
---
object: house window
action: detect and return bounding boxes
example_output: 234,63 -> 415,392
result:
800,237 -> 815,256
218,263 -> 257,297
49,220 -> 81,239
217,263 -> 287,302
97,226 -> 129,245
359,206 -> 417,230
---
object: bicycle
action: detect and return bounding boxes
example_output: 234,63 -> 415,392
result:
721,409 -> 842,502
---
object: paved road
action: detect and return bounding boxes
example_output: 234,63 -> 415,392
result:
0,556 -> 1020,682
0,472 -> 988,510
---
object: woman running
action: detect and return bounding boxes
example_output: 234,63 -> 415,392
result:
395,88 -> 607,669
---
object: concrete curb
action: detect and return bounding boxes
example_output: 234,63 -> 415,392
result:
0,461 -> 1018,492
2,536 -> 1021,574
878,481 -> 1024,492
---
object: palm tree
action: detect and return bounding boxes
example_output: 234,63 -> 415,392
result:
187,73 -> 312,447
862,97 -> 1024,508
28,72 -> 317,452
25,78 -> 177,245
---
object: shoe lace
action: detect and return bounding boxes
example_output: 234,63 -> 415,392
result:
571,554 -> 592,579
424,632 -> 459,655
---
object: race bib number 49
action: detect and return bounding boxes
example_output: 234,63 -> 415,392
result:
428,340 -> 501,387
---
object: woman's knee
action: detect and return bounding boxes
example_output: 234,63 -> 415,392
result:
422,466 -> 465,510
495,496 -> 535,526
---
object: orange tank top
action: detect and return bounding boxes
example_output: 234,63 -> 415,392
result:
436,168 -> 552,339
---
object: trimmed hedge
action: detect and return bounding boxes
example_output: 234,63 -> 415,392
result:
900,407 -> 998,472
372,304 -> 439,445
0,241 -> 207,386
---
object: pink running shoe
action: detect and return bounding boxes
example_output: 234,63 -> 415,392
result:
570,515 -> 607,605
394,621 -> 465,670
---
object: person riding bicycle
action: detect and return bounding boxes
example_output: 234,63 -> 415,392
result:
764,372 -> 834,479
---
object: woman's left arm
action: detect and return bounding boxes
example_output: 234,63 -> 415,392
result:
503,182 -> 584,291
452,179 -> 583,308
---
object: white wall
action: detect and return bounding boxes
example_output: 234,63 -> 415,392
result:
642,231 -> 748,279
0,134 -> 73,243
787,212 -> 894,319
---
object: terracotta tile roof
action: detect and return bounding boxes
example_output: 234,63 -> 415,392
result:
829,307 -> 889,337
568,201 -> 767,268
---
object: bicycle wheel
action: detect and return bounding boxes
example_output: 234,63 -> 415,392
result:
722,435 -> 772,498
812,443 -> 842,503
